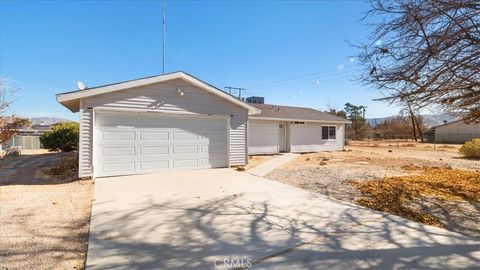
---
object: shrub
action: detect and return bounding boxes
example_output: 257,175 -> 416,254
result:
40,122 -> 79,152
459,138 -> 480,158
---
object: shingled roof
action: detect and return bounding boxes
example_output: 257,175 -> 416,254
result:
250,103 -> 350,123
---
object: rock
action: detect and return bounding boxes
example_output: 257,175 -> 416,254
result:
306,157 -> 312,161
236,166 -> 246,171
366,157 -> 372,161
319,161 -> 327,165
388,150 -> 393,153
321,158 -> 329,161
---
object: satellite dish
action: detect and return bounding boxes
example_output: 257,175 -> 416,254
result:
77,81 -> 87,90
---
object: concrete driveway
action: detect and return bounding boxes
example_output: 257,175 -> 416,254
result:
87,169 -> 480,269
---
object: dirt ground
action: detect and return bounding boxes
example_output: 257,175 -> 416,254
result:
266,143 -> 480,239
0,151 -> 93,270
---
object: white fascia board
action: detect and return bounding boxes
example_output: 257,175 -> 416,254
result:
56,72 -> 261,115
250,116 -> 351,124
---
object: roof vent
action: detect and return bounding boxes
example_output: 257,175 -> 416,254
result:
270,106 -> 281,112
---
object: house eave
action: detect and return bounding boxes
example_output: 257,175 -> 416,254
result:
56,72 -> 261,115
250,116 -> 351,124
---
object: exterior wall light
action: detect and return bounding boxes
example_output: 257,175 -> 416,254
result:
176,88 -> 184,96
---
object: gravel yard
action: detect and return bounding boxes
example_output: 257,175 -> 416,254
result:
265,144 -> 480,239
0,152 -> 93,270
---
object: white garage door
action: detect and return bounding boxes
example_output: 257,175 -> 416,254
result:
94,112 -> 228,177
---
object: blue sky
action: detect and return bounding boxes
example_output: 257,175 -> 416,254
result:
0,0 -> 399,121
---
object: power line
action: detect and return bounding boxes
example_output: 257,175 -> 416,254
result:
249,72 -> 357,92
244,65 -> 355,89
224,86 -> 246,99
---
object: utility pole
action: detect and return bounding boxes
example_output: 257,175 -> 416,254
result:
224,86 -> 245,99
162,0 -> 166,74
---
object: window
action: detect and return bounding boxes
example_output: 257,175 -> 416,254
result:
290,121 -> 305,125
322,126 -> 336,140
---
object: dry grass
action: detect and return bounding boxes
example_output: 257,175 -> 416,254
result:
44,154 -> 78,180
348,167 -> 480,227
348,140 -> 462,152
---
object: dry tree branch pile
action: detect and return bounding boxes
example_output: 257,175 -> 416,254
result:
348,166 -> 480,227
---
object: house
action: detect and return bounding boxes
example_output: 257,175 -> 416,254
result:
0,122 -> 52,151
247,103 -> 350,154
56,72 -> 349,178
432,120 -> 480,143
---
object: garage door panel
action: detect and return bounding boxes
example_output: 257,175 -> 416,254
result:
102,147 -> 135,157
139,146 -> 169,155
139,160 -> 169,171
173,159 -> 198,168
103,163 -> 135,174
102,131 -> 135,141
173,145 -> 198,154
95,113 -> 228,177
173,132 -> 198,140
139,132 -> 169,141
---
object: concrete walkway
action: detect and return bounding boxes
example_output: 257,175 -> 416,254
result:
87,169 -> 480,269
248,153 -> 299,177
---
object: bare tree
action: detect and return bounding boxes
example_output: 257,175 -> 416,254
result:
399,102 -> 425,142
0,78 -> 23,144
357,0 -> 480,122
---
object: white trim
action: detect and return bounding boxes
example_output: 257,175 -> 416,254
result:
251,116 -> 351,124
245,119 -> 249,164
92,108 -> 97,179
226,116 -> 231,167
57,72 -> 261,115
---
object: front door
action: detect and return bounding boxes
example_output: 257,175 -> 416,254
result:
279,123 -> 286,152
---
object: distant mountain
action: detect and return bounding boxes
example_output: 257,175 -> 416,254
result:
367,113 -> 458,128
30,117 -> 73,126
421,114 -> 459,128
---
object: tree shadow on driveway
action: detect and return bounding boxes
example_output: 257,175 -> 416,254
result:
87,192 -> 480,270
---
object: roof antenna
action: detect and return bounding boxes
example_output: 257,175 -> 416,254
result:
162,0 -> 166,74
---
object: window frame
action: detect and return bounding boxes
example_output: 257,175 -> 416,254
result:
322,125 -> 336,141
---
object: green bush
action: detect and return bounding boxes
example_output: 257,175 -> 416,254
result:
40,122 -> 79,152
459,138 -> 480,158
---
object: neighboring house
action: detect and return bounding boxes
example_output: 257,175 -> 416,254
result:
248,103 -> 350,154
0,125 -> 51,151
56,72 -> 349,178
432,120 -> 480,143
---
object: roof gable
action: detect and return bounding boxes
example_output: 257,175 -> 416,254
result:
56,72 -> 260,114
